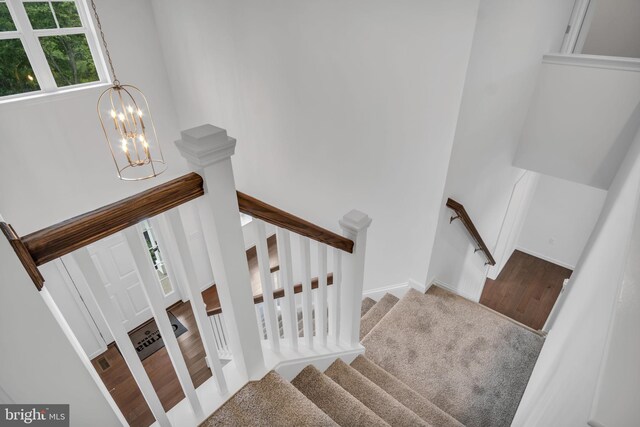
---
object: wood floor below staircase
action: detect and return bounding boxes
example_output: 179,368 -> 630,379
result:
91,301 -> 211,427
480,250 -> 572,330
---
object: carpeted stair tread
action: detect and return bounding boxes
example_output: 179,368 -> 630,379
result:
362,287 -> 544,427
361,297 -> 376,317
324,359 -> 430,427
350,355 -> 464,427
359,293 -> 399,340
200,396 -> 255,427
201,371 -> 337,427
292,365 -> 389,427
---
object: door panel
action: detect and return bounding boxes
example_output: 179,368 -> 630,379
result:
110,243 -> 136,277
89,233 -> 152,332
127,282 -> 149,315
110,294 -> 127,323
70,221 -> 183,338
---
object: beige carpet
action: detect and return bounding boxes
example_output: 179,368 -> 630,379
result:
200,371 -> 337,426
201,286 -> 543,426
292,365 -> 389,426
325,359 -> 430,427
360,293 -> 399,340
362,287 -> 544,427
361,297 -> 377,317
350,355 -> 463,427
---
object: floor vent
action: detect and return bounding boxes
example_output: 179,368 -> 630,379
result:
97,356 -> 110,371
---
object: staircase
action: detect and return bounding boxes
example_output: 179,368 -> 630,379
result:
201,286 -> 544,427
3,123 -> 544,426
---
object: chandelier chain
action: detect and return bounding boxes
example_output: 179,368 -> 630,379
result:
89,0 -> 119,85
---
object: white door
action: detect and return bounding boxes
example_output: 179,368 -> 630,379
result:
86,224 -> 181,334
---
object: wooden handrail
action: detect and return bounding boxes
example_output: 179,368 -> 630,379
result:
446,198 -> 496,266
4,171 -> 353,290
22,173 -> 205,266
0,222 -> 44,290
203,273 -> 334,316
237,191 -> 354,253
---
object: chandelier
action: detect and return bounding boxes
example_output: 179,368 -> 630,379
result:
92,0 -> 166,181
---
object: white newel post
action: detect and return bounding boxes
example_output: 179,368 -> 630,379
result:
175,124 -> 266,381
339,210 -> 372,347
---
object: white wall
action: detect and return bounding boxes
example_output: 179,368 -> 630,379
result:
581,0 -> 640,59
151,0 -> 481,291
590,190 -> 640,426
512,123 -> 640,426
0,224 -> 122,426
514,55 -> 640,190
42,261 -> 107,359
517,174 -> 607,269
0,0 -> 188,236
426,0 -> 575,300
486,171 -> 539,280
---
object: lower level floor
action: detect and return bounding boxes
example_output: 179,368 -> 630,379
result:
91,301 -> 210,427
480,250 -> 572,330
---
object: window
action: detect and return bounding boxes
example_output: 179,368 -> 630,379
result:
0,0 -> 107,100
141,221 -> 175,297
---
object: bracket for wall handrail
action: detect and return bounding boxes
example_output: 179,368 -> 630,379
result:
446,198 -> 496,266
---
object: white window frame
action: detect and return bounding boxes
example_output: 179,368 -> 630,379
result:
0,0 -> 109,102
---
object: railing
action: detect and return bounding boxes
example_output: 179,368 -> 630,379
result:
446,198 -> 496,266
1,123 -> 371,427
236,191 -> 354,253
204,273 -> 335,316
22,173 -> 205,266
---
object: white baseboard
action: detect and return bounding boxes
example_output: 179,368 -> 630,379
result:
516,246 -> 575,270
363,278 -> 426,301
429,278 -> 481,302
272,343 -> 365,381
87,346 -> 109,361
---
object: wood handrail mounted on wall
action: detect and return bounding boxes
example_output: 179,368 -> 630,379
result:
446,198 -> 496,266
2,172 -> 354,290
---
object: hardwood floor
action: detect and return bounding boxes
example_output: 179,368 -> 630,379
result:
91,301 -> 211,427
480,250 -> 572,330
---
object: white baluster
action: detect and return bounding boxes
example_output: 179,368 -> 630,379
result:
276,228 -> 298,350
300,236 -> 314,348
255,304 -> 266,339
175,124 -> 265,381
209,315 -> 223,354
339,210 -> 372,347
70,248 -> 171,427
124,227 -> 204,419
162,209 -> 228,394
316,243 -> 328,347
219,313 -> 231,357
330,249 -> 342,344
255,220 -> 280,351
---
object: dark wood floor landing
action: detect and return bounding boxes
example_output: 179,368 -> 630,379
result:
480,250 -> 572,330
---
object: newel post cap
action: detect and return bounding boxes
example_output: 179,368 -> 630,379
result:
175,124 -> 236,168
340,210 -> 372,234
